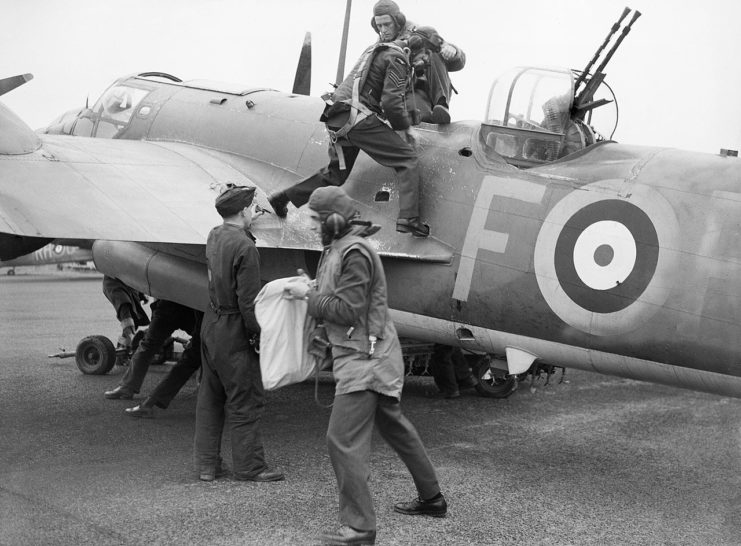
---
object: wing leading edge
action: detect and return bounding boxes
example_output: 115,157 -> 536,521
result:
0,134 -> 453,263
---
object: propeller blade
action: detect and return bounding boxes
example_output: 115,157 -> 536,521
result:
292,32 -> 312,96
0,73 -> 33,97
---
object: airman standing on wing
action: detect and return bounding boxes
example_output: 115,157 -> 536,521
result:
269,8 -> 430,238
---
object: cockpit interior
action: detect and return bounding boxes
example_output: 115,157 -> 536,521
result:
480,66 -> 615,168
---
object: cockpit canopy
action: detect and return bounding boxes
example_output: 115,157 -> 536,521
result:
481,66 -> 606,168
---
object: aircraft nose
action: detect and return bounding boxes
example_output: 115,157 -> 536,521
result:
0,102 -> 40,155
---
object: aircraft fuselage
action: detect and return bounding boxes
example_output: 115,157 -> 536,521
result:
11,73 -> 741,396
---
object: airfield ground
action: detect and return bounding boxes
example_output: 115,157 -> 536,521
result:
1,271 -> 739,545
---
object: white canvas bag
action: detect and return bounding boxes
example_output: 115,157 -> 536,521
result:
254,277 -> 316,390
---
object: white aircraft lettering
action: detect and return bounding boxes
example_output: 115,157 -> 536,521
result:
453,175 -> 546,301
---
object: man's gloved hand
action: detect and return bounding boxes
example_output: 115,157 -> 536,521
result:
440,42 -> 457,61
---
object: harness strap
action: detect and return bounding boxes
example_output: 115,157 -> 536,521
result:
325,42 -> 407,170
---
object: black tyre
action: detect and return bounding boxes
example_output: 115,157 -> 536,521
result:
473,356 -> 518,398
75,335 -> 116,375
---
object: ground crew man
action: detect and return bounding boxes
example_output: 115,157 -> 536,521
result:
124,311 -> 204,418
269,24 -> 430,238
194,184 -> 284,483
101,276 -> 150,359
103,300 -> 198,401
429,343 -> 478,398
284,187 -> 446,546
372,0 -> 466,124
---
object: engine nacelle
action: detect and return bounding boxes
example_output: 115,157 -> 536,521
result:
93,240 -> 208,311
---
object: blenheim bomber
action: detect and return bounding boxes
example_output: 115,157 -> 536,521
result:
1,8 -> 740,399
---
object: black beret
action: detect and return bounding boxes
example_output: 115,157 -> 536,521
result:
215,185 -> 256,217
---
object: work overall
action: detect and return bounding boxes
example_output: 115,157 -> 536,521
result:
194,224 -> 266,478
118,300 -> 196,394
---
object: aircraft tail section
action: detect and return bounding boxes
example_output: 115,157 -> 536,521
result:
292,32 -> 312,95
0,74 -> 40,154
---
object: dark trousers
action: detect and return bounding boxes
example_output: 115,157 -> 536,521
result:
327,390 -> 440,531
194,314 -> 266,477
119,301 -> 196,393
430,344 -> 475,395
147,313 -> 202,408
408,53 -> 455,123
284,116 -> 421,218
422,53 -> 454,108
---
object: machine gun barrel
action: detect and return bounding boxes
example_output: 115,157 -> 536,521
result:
593,9 -> 641,76
573,8 -> 641,117
574,6 -> 631,93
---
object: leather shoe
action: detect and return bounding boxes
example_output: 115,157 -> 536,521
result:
429,104 -> 451,124
234,467 -> 285,482
394,493 -> 447,517
104,385 -> 134,400
396,217 -> 430,238
320,525 -> 376,545
268,191 -> 289,218
124,403 -> 154,419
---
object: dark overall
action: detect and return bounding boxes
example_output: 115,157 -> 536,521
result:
117,300 -> 197,394
194,224 -> 266,479
146,311 -> 203,409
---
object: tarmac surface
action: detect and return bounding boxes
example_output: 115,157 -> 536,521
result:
1,270 -> 740,545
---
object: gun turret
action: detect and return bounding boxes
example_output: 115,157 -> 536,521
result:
572,7 -> 641,121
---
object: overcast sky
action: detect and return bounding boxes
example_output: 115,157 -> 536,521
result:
2,0 -> 740,154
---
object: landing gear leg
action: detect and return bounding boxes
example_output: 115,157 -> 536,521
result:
472,355 -> 518,398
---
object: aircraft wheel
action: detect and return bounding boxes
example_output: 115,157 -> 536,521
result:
7,269 -> 15,276
75,335 -> 116,375
473,356 -> 518,398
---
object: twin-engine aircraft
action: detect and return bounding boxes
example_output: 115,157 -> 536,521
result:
1,9 -> 740,398
0,243 -> 93,275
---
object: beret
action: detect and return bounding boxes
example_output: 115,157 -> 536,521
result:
215,184 -> 255,217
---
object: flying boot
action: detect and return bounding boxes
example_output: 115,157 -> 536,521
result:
396,217 -> 430,237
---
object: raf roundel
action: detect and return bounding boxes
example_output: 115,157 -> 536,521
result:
534,180 -> 679,336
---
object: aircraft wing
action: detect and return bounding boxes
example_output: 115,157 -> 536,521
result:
0,134 -> 453,262
0,135 -> 224,243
